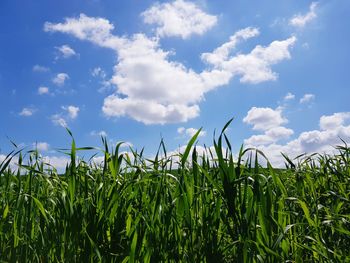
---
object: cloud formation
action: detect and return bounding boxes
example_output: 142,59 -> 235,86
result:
289,2 -> 318,28
52,73 -> 69,86
45,11 -> 296,124
33,65 -> 49,73
19,107 -> 36,117
38,86 -> 49,95
243,107 -> 287,131
51,105 -> 80,127
142,0 -> 217,39
177,127 -> 206,137
244,109 -> 350,167
56,44 -> 77,59
284,92 -> 295,101
300,93 -> 315,104
243,107 -> 293,146
33,142 -> 50,151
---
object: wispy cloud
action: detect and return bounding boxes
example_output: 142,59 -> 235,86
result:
55,44 -> 78,59
51,105 -> 80,127
19,107 -> 37,117
38,86 -> 50,95
289,2 -> 318,28
284,92 -> 295,101
299,93 -> 315,104
52,73 -> 69,86
32,64 -> 49,73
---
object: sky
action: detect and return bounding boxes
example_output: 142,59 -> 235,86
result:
1,0 -> 350,168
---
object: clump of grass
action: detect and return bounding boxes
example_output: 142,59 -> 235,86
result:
0,121 -> 349,262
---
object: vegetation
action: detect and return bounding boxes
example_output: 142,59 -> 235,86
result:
0,121 -> 349,262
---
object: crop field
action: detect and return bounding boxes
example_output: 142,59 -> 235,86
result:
0,123 -> 349,262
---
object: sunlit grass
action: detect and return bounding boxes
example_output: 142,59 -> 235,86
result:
0,121 -> 349,262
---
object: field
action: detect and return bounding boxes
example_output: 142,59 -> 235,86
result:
0,123 -> 349,262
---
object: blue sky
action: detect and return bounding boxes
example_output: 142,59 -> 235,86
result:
1,0 -> 350,167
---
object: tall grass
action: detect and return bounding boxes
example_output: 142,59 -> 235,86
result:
0,122 -> 349,262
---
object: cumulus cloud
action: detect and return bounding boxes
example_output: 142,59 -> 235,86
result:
19,107 -> 36,117
33,65 -> 49,72
243,107 -> 293,146
55,44 -> 77,59
44,13 -> 126,50
38,86 -> 49,95
300,93 -> 315,104
63,105 -> 80,119
243,107 -> 287,131
289,2 -> 318,28
52,73 -> 69,86
320,112 -> 350,130
284,92 -> 295,101
244,111 -> 350,167
177,127 -> 206,137
45,14 -> 296,124
245,127 -> 294,146
202,34 -> 296,84
142,0 -> 217,39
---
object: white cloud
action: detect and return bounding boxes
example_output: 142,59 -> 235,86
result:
38,86 -> 49,95
33,65 -> 49,72
103,95 -> 200,124
244,126 -> 294,146
91,67 -> 106,78
289,2 -> 318,28
51,114 -> 67,127
177,127 -> 185,134
320,112 -> 350,130
202,35 -> 297,84
56,44 -> 77,59
53,73 -> 69,86
91,67 -> 112,92
300,93 -> 315,104
177,127 -> 206,137
33,142 -> 50,152
42,156 -> 70,170
19,107 -> 36,117
45,15 -> 296,124
201,27 -> 260,65
244,111 -> 350,167
44,13 -> 126,50
243,107 -> 287,131
51,105 -> 79,127
90,130 -> 108,137
62,105 -> 80,119
284,92 -> 295,101
0,154 -> 19,171
91,156 -> 105,166
142,0 -> 217,39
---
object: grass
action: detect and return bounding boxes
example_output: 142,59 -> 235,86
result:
0,121 -> 349,262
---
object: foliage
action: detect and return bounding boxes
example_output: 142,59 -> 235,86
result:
0,123 -> 349,262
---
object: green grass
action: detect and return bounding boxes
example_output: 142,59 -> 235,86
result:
0,122 -> 349,262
